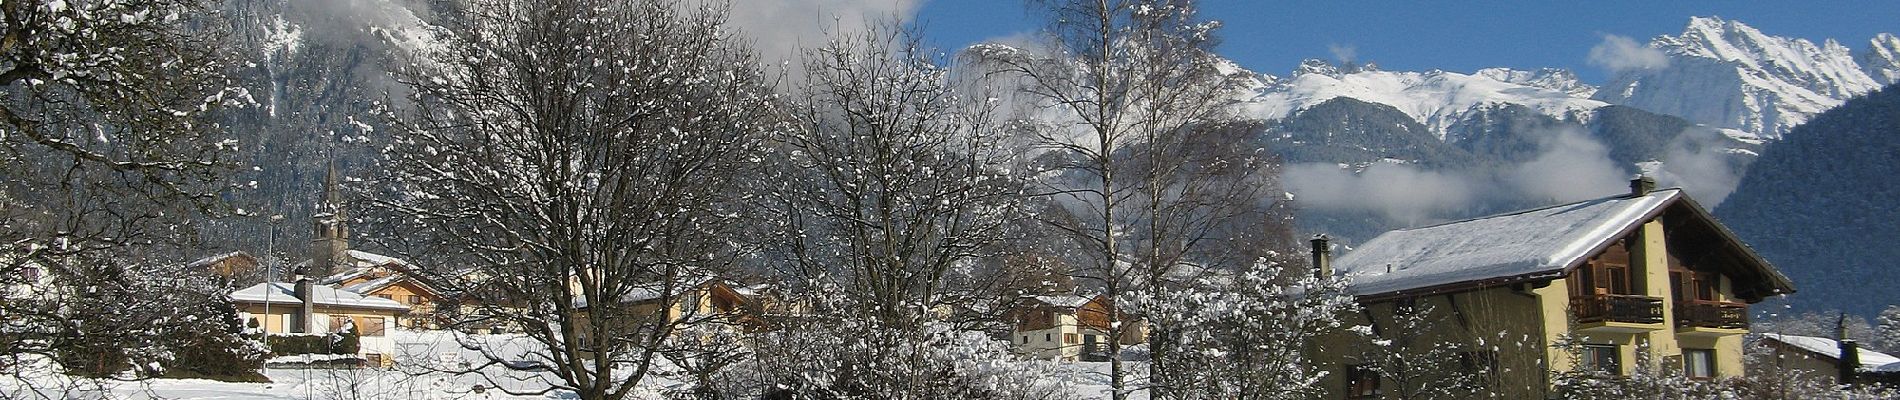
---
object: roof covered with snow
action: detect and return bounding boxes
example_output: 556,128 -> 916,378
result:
1762,333 -> 1900,371
1330,186 -> 1793,300
188,251 -> 255,268
1333,189 -> 1681,296
231,282 -> 411,312
1029,295 -> 1092,309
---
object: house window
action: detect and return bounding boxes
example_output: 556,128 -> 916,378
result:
1606,266 -> 1631,294
378,294 -> 393,299
408,295 -> 423,305
1045,333 -> 1052,342
1582,344 -> 1621,375
330,315 -> 353,332
1684,349 -> 1715,379
1346,364 -> 1380,398
360,317 -> 387,337
365,353 -> 384,367
1064,333 -> 1078,344
1694,273 -> 1718,301
20,266 -> 41,281
1022,335 -> 1029,344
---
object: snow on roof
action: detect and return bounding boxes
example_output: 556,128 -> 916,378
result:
230,282 -> 411,312
340,274 -> 406,295
347,250 -> 409,268
1762,333 -> 1900,371
1030,295 -> 1092,309
1331,189 -> 1680,297
188,251 -> 253,268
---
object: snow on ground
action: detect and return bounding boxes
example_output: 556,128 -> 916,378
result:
2,328 -> 1143,399
2,330 -> 621,399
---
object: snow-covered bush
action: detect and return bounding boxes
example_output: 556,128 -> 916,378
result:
721,319 -> 1076,400
1139,261 -> 1356,400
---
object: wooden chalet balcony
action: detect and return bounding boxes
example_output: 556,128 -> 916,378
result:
1574,294 -> 1665,332
1676,300 -> 1749,336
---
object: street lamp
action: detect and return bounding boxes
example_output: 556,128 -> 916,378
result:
263,213 -> 283,389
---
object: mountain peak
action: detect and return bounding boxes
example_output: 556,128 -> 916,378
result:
1594,16 -> 1890,138
1474,67 -> 1596,97
1861,33 -> 1900,85
1294,58 -> 1379,78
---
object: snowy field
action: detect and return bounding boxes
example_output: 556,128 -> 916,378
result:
2,329 -> 1142,399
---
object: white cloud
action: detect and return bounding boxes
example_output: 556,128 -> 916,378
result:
1288,128 -> 1642,227
1506,127 -> 1630,203
1648,128 -> 1749,206
1284,162 -> 1479,226
719,0 -> 925,69
1328,43 -> 1357,64
1588,34 -> 1670,72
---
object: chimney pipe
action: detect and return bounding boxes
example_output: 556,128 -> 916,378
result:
1311,234 -> 1332,281
1629,176 -> 1656,196
294,276 -> 314,333
1841,339 -> 1861,385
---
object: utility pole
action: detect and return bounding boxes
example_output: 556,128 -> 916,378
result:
264,214 -> 283,390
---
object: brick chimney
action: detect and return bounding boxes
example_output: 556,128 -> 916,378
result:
1311,234 -> 1332,281
294,275 -> 314,333
1629,176 -> 1656,196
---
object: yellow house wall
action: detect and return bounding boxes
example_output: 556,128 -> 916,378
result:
1314,285 -> 1553,399
1316,218 -> 1758,398
237,302 -> 401,363
1555,219 -> 1747,380
364,282 -> 440,329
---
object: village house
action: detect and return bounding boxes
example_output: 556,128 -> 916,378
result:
1757,333 -> 1900,386
1312,177 -> 1796,399
570,279 -> 773,350
1007,294 -> 1147,362
230,277 -> 410,366
304,251 -> 453,330
200,162 -> 462,332
189,251 -> 261,280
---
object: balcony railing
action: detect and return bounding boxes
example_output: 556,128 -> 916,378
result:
1676,301 -> 1749,330
1573,294 -> 1665,325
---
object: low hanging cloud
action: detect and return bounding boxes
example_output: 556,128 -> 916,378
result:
1588,34 -> 1671,72
1505,127 -> 1629,203
1286,127 -> 1638,227
1647,128 -> 1750,206
1284,162 -> 1480,226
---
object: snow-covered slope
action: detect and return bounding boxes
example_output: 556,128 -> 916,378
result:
1594,16 -> 1899,139
1235,59 -> 1608,141
1861,33 -> 1900,86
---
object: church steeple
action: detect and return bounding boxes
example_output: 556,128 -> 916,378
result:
309,158 -> 350,278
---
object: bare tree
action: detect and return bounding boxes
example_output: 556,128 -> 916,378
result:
0,0 -> 250,380
969,1 -> 1282,398
747,22 -> 1058,397
365,1 -> 779,399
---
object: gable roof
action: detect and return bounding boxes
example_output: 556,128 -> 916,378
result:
230,282 -> 411,312
309,250 -> 448,299
1761,333 -> 1900,371
1332,188 -> 1794,300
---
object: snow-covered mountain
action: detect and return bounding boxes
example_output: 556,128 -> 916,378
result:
1232,59 -> 1608,142
1594,16 -> 1900,139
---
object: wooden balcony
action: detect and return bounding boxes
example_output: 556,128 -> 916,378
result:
1574,294 -> 1665,333
1677,300 -> 1749,336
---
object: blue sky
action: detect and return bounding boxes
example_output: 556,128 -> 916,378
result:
914,1 -> 1900,83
